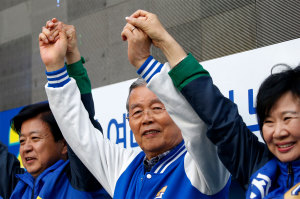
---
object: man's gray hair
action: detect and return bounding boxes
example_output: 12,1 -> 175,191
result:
126,77 -> 147,112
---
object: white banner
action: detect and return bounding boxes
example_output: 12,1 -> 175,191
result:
93,38 -> 300,148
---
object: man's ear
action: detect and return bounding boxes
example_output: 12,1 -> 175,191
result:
60,139 -> 68,159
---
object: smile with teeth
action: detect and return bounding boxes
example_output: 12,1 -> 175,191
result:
277,143 -> 294,148
143,130 -> 160,136
25,157 -> 35,161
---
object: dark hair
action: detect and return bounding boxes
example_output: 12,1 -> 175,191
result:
10,102 -> 63,142
256,65 -> 300,133
126,77 -> 147,112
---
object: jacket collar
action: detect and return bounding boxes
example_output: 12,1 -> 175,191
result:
247,158 -> 300,199
16,159 -> 69,187
277,158 -> 300,175
149,140 -> 186,174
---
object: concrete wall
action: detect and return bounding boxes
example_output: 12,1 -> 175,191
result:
1,0 -> 300,111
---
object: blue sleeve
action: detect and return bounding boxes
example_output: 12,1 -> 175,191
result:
168,53 -> 273,190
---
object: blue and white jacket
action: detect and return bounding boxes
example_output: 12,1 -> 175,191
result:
246,158 -> 300,199
45,60 -> 231,198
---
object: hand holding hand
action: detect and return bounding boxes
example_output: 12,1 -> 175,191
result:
44,19 -> 81,64
63,23 -> 81,64
39,22 -> 67,71
125,10 -> 170,49
121,22 -> 151,69
126,10 -> 187,68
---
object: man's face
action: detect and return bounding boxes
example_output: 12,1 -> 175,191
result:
128,86 -> 183,159
263,91 -> 300,162
19,116 -> 67,178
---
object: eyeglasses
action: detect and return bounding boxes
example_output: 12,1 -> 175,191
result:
126,107 -> 166,120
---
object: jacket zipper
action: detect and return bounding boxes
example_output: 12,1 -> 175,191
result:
287,163 -> 294,188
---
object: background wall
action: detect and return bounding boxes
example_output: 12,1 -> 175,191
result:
1,0 -> 300,111
2,1 -> 300,197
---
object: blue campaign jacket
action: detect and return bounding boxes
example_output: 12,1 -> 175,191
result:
114,141 -> 231,199
45,56 -> 231,198
246,158 -> 300,198
11,160 -> 109,199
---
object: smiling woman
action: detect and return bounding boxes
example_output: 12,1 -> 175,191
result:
262,91 -> 300,163
255,65 -> 300,164
166,56 -> 300,198
243,66 -> 300,198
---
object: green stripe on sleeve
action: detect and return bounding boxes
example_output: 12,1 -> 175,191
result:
168,53 -> 209,91
67,57 -> 91,94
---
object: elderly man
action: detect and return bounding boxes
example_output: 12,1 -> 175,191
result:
43,11 -> 230,198
0,20 -> 110,199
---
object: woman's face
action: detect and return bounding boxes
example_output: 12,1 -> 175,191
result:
262,91 -> 300,163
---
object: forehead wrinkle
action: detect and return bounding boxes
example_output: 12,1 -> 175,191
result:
130,97 -> 163,110
150,98 -> 163,105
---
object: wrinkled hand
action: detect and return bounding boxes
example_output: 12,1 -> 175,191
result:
125,10 -> 170,49
121,22 -> 151,69
39,22 -> 67,71
126,10 -> 187,68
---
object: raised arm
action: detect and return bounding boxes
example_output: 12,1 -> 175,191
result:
125,10 -> 273,189
41,20 -> 140,197
168,55 -> 273,189
62,23 -> 105,192
44,19 -> 102,131
122,10 -> 231,195
40,20 -> 108,194
67,60 -> 106,192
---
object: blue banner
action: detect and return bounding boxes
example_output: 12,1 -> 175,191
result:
0,106 -> 23,157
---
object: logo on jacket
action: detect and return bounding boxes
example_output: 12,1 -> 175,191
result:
155,186 -> 167,199
249,173 -> 271,198
284,183 -> 300,199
